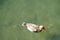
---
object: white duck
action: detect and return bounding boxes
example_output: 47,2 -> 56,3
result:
22,22 -> 46,33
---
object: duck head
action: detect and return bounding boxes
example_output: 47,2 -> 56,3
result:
39,25 -> 46,30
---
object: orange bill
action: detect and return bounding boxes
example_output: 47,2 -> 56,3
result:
41,26 -> 47,30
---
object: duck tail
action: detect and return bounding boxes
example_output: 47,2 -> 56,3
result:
22,22 -> 27,27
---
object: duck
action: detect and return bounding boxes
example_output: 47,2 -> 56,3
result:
22,22 -> 46,33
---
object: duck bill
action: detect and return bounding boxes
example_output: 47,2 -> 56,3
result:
41,27 -> 46,30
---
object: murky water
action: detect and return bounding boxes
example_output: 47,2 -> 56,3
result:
0,0 -> 60,40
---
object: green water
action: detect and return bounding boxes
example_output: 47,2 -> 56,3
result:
0,0 -> 60,40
